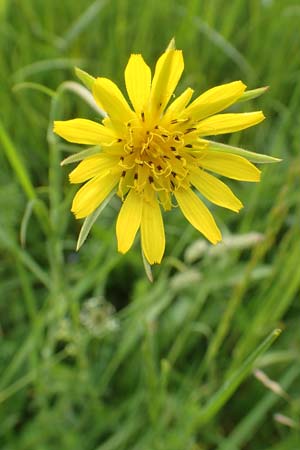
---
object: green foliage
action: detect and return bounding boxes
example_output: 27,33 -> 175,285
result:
1,0 -> 300,449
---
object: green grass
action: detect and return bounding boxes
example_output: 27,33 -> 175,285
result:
1,0 -> 300,449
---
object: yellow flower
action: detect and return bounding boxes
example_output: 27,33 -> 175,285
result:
54,48 -> 267,265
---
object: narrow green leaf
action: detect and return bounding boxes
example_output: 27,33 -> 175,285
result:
12,58 -> 82,82
217,364 -> 300,450
0,121 -> 37,200
75,67 -> 96,90
0,350 -> 67,404
12,82 -> 56,97
52,80 -> 105,116
20,199 -> 35,247
60,146 -> 100,165
0,120 -> 49,233
196,329 -> 281,425
237,86 -> 269,103
76,190 -> 115,250
60,0 -> 108,51
0,228 -> 50,289
207,141 -> 282,163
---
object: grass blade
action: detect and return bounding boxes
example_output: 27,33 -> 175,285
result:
196,329 -> 281,425
0,120 -> 49,232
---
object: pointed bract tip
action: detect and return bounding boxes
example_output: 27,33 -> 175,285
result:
166,37 -> 176,51
75,67 -> 95,90
141,250 -> 154,282
238,86 -> 270,103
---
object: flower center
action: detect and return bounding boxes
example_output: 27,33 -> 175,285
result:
117,116 -> 194,205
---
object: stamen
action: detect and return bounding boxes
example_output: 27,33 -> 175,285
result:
141,112 -> 145,122
144,160 -> 154,169
149,176 -> 154,184
184,127 -> 197,134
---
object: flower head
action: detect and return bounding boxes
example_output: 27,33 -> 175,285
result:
54,46 -> 270,264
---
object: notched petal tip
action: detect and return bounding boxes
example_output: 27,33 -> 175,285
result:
129,53 -> 142,58
53,120 -> 62,134
144,254 -> 163,265
117,245 -> 127,255
236,80 -> 247,90
251,166 -> 262,182
69,172 -> 77,184
211,231 -> 223,245
71,208 -> 84,220
235,202 -> 244,213
259,111 -> 266,120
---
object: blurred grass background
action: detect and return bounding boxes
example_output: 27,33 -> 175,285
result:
1,0 -> 300,449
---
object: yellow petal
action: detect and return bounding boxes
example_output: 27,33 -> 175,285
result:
197,111 -> 265,136
141,195 -> 165,264
72,172 -> 119,219
175,188 -> 222,244
54,119 -> 117,145
69,154 -> 119,184
150,49 -> 184,115
189,168 -> 243,212
125,54 -> 151,114
116,189 -> 142,254
102,116 -> 127,136
162,87 -> 194,123
166,87 -> 194,115
93,77 -> 135,123
185,81 -> 246,121
198,151 -> 261,181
